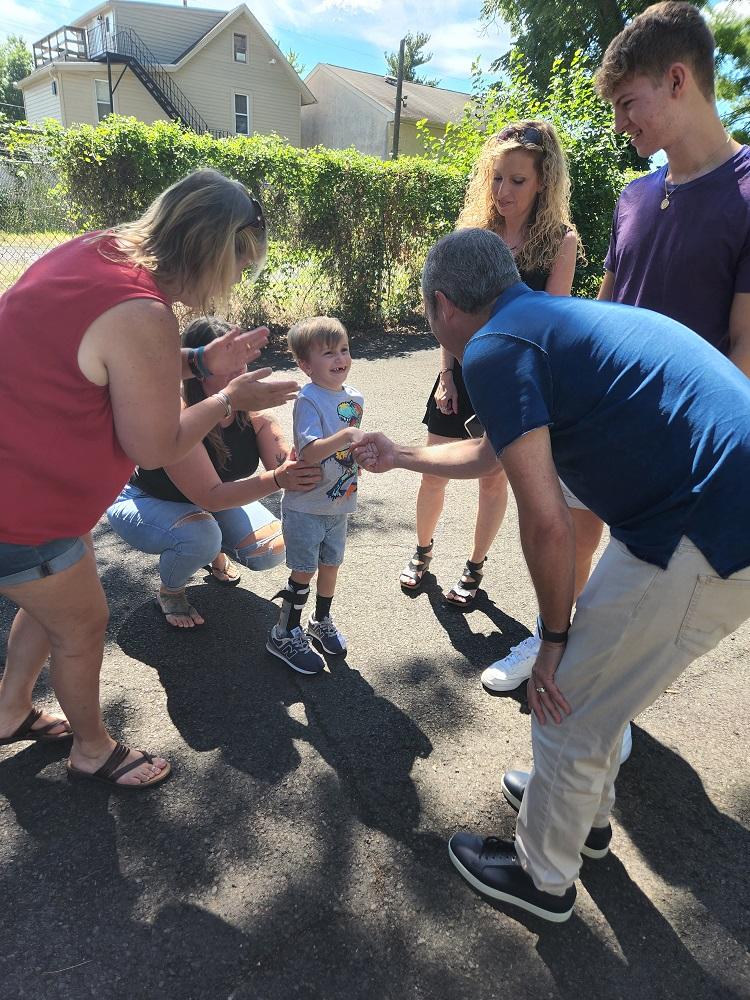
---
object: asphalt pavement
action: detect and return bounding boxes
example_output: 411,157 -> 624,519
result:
1,330 -> 748,1000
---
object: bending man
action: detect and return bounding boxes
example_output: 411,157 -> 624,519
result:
354,228 -> 750,923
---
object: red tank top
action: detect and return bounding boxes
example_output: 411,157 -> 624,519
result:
0,233 -> 173,545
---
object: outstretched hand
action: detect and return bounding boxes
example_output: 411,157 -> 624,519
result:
351,431 -> 397,473
202,325 -> 269,376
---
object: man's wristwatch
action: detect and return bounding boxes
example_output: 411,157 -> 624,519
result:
537,615 -> 570,644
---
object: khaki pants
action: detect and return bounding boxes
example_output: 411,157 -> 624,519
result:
515,536 -> 750,894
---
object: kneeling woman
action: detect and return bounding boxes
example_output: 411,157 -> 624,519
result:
108,317 -> 321,627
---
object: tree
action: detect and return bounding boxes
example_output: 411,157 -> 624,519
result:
480,0 -> 708,90
712,8 -> 750,143
285,48 -> 306,77
273,39 -> 306,78
0,36 -> 32,122
385,32 -> 440,87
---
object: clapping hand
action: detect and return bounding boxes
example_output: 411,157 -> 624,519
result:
203,325 -> 269,376
226,369 -> 299,411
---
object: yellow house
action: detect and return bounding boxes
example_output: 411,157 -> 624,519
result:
16,0 -> 315,144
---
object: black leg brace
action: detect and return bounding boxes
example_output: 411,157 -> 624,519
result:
273,578 -> 310,632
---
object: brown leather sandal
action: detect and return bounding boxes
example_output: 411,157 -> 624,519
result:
66,742 -> 171,789
0,707 -> 72,746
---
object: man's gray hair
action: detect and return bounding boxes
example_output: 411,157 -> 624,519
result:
422,228 -> 520,314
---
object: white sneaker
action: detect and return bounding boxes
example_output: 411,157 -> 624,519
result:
619,723 -> 633,765
481,636 -> 541,693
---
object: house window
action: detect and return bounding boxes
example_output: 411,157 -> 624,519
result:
94,79 -> 111,121
234,93 -> 249,135
51,80 -> 57,95
233,33 -> 247,63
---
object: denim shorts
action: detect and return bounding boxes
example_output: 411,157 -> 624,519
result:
0,536 -> 87,587
282,508 -> 348,572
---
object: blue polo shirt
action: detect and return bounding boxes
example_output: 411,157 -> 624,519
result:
462,283 -> 750,577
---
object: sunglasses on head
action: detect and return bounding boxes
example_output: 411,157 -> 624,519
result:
236,195 -> 266,235
496,124 -> 543,147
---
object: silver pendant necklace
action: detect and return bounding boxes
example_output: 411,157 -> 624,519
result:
660,177 -> 678,211
660,133 -> 731,211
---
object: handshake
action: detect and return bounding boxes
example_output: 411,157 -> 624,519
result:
350,431 -> 394,473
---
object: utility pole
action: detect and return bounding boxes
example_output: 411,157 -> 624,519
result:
391,37 -> 405,160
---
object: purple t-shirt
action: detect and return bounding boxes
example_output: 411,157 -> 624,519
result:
605,146 -> 750,354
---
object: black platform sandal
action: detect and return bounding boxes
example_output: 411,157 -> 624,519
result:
399,540 -> 434,592
444,557 -> 486,610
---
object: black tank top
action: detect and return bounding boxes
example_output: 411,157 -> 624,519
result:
131,418 -> 261,504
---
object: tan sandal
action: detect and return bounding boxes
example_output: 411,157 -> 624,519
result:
204,553 -> 241,587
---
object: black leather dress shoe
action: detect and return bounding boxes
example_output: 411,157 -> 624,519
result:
501,770 -> 612,859
448,832 -> 576,923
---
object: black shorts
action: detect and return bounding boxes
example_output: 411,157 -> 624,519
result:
422,363 -> 474,440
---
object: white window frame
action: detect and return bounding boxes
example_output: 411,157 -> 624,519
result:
94,78 -> 112,122
233,32 -> 248,63
233,92 -> 250,135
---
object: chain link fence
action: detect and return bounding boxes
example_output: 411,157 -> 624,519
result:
0,125 -> 77,291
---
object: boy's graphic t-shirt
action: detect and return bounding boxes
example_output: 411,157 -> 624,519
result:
282,382 -> 364,516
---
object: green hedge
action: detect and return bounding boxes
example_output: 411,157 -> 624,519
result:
6,99 -> 629,323
33,118 -> 464,326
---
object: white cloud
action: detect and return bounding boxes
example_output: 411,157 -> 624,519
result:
0,0 -> 45,39
313,0 -> 383,14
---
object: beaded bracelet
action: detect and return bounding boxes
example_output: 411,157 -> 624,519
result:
187,346 -> 213,380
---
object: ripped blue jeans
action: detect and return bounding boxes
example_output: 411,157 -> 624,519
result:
106,484 -> 284,589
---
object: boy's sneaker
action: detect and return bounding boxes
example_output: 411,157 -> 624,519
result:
266,625 -> 325,675
481,635 -> 541,692
307,614 -> 347,656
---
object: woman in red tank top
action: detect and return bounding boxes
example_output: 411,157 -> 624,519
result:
0,169 -> 297,789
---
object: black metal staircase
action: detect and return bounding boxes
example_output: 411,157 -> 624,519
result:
88,25 -> 215,135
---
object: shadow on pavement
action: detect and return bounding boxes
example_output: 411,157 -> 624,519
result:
117,587 -> 433,844
614,724 -> 750,953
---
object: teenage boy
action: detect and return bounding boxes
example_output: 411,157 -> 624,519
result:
596,0 -> 750,374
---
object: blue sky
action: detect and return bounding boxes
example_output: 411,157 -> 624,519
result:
0,0 -> 512,93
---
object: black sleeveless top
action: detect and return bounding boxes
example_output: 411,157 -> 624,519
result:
131,418 -> 261,504
422,263 -> 550,438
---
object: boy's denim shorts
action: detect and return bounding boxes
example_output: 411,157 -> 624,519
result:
282,509 -> 348,572
0,536 -> 87,587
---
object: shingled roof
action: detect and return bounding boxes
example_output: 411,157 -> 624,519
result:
311,64 -> 471,124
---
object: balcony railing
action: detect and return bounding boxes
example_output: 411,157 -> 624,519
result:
33,26 -> 88,68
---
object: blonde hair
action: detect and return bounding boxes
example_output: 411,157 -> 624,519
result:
456,120 -> 583,275
287,316 -> 348,363
92,168 -> 268,311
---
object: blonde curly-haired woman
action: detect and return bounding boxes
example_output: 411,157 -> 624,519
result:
402,121 -> 608,682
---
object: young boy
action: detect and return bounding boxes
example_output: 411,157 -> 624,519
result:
267,316 -> 364,674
